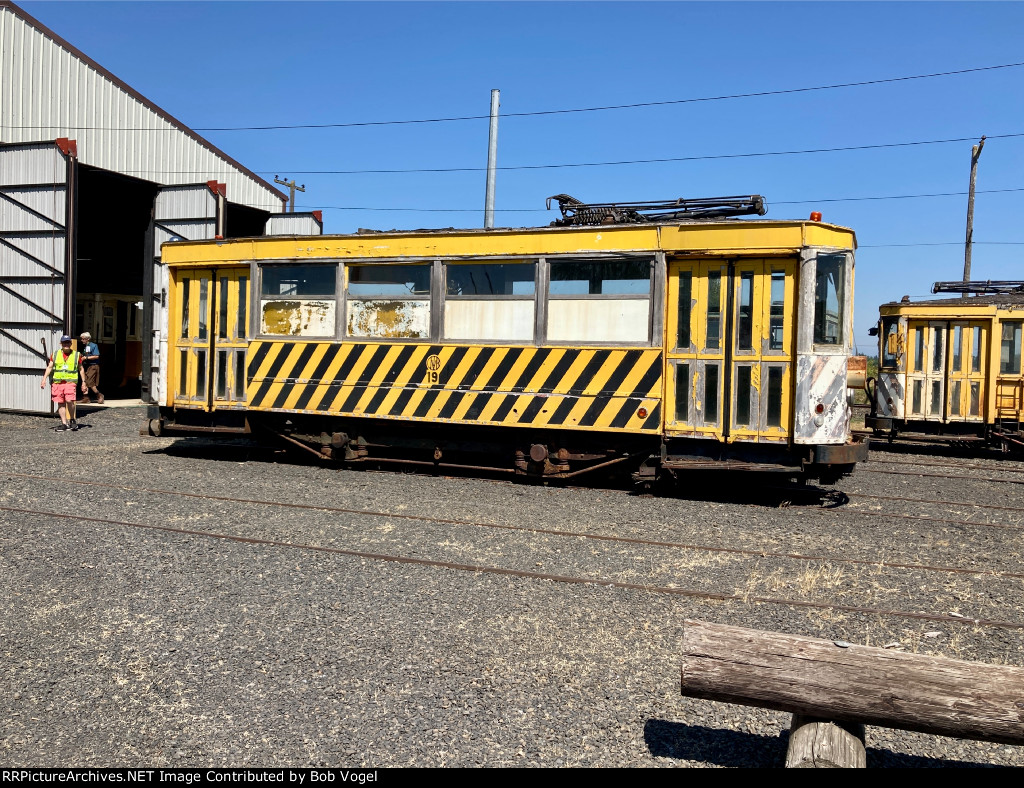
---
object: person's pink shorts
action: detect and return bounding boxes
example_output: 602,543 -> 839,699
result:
50,382 -> 77,404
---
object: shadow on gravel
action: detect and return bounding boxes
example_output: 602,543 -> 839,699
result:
645,719 -> 1004,767
644,719 -> 788,767
144,438 -> 853,507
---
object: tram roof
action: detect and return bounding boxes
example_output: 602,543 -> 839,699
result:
161,218 -> 857,264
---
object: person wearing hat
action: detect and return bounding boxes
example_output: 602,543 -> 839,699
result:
79,331 -> 103,404
40,335 -> 83,431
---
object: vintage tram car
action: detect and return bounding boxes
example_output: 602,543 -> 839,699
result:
866,282 -> 1024,450
143,197 -> 868,483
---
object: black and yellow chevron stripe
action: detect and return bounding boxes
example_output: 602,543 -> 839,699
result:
245,341 -> 663,433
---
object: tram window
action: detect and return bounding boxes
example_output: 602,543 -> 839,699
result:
444,262 -> 535,342
912,380 -> 923,414
674,363 -> 689,422
548,259 -> 650,295
238,276 -> 248,339
263,265 -> 336,297
813,254 -> 845,346
950,381 -> 961,417
347,264 -> 430,339
952,326 -> 963,372
970,382 -> 981,416
260,263 -> 337,337
972,327 -> 983,373
930,381 -> 942,414
931,327 -> 944,373
547,258 -> 652,343
195,349 -> 207,399
913,329 -> 924,373
178,349 -> 187,396
180,279 -> 190,339
216,350 -> 228,398
197,279 -> 208,341
235,351 -> 246,400
766,367 -> 783,428
737,272 -> 754,351
769,272 -> 785,351
677,272 -> 693,349
705,365 -> 719,424
102,305 -> 115,342
881,317 -> 899,369
1000,322 -> 1022,375
735,366 -> 752,426
218,277 -> 229,339
706,272 -> 722,350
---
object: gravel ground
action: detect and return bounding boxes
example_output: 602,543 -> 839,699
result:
1,405 -> 1023,767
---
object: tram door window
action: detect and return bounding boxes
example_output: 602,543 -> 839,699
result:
947,322 -> 986,421
665,258 -> 794,441
907,321 -> 947,420
172,268 -> 250,409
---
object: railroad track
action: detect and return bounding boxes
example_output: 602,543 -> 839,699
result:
3,501 -> 1021,632
3,472 -> 1024,631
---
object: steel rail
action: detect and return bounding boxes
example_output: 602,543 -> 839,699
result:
2,503 -> 1021,631
3,472 -> 1022,580
866,458 -> 1024,475
856,467 -> 1024,485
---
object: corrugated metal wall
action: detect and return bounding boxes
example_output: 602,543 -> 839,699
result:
0,140 -> 69,412
0,3 -> 283,212
266,213 -> 324,236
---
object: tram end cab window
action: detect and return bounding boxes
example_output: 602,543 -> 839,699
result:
347,264 -> 431,339
880,317 -> 900,370
1000,321 -> 1022,375
260,263 -> 337,337
444,261 -> 536,342
547,258 -> 653,344
813,254 -> 846,347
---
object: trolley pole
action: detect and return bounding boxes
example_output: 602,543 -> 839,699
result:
484,89 -> 500,229
962,136 -> 985,294
275,175 -> 306,213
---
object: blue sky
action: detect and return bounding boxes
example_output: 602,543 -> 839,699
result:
16,1 -> 1024,349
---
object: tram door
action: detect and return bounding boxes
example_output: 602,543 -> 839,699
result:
907,321 -> 947,420
172,267 -> 250,409
665,258 -> 795,442
947,322 -> 986,422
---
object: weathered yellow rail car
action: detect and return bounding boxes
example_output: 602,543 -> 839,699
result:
144,212 -> 867,483
867,286 -> 1024,450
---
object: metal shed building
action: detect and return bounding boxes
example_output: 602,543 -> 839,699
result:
0,0 -> 322,412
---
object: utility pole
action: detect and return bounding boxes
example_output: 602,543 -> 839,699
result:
963,136 -> 985,293
275,175 -> 306,213
484,89 -> 500,229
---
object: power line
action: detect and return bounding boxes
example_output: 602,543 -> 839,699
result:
294,187 -> 1024,213
5,61 -> 1023,132
860,241 -> 1024,248
98,131 -> 1024,177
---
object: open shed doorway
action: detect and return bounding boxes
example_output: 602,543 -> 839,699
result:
73,165 -> 157,401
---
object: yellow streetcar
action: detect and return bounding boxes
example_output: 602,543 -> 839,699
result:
866,281 -> 1024,450
143,196 -> 868,483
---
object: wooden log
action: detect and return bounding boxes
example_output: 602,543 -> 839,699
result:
785,714 -> 866,768
680,619 -> 1024,745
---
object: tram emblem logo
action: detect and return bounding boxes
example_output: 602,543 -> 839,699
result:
424,354 -> 442,384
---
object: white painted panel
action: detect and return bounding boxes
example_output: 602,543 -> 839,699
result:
261,299 -> 336,337
347,300 -> 430,339
444,300 -> 534,342
0,327 -> 54,370
547,300 -> 650,343
0,186 -> 67,222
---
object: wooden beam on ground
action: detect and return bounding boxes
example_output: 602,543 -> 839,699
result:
680,619 -> 1024,746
